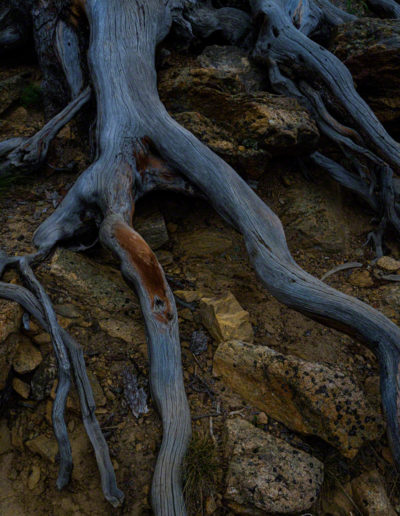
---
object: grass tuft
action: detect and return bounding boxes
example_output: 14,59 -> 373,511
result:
183,432 -> 219,513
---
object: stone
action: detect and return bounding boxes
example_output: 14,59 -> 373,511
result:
27,465 -> 41,490
0,334 -> 17,391
26,435 -> 58,463
50,248 -> 138,314
332,19 -> 400,126
98,318 -> 135,344
200,293 -> 253,343
88,371 -> 106,407
224,417 -> 324,514
30,355 -> 57,401
213,341 -> 384,458
205,495 -> 217,515
159,54 -> 318,176
12,336 -> 42,374
351,470 -> 396,516
197,45 -> 266,92
54,303 -> 80,318
320,483 -> 355,516
174,290 -> 201,303
0,421 -> 11,455
383,285 -> 400,309
0,299 -> 22,344
376,256 -> 400,272
281,178 -> 348,254
178,228 -> 232,258
135,209 -> 169,250
190,330 -> 209,355
349,270 -> 374,288
12,378 -> 30,399
0,74 -> 27,115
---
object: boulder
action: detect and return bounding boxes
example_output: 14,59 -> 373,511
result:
213,341 -> 384,458
224,417 -> 324,514
351,470 -> 396,516
159,52 -> 318,176
200,293 -> 253,343
332,19 -> 400,127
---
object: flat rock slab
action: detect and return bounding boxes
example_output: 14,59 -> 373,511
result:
224,417 -> 324,514
214,340 -> 384,458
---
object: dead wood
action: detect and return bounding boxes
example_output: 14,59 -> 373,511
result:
2,0 -> 400,514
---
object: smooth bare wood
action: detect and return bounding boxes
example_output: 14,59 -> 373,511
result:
2,1 -> 400,514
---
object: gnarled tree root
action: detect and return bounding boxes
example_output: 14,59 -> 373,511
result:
2,0 -> 400,514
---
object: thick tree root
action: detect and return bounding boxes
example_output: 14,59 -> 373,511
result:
2,0 -> 400,514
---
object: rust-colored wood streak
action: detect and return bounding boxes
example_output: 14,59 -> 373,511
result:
114,221 -> 172,323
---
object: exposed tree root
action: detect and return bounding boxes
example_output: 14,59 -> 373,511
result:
0,87 -> 91,177
2,0 -> 400,514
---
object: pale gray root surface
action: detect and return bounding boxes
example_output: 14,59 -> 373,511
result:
2,0 -> 400,515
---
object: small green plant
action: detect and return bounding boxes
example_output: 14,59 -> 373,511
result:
183,432 -> 219,513
20,83 -> 42,109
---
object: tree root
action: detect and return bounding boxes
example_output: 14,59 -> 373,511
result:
2,0 -> 400,514
0,260 -> 124,506
0,86 -> 91,177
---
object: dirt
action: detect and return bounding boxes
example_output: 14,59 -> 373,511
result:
1,60 -> 400,516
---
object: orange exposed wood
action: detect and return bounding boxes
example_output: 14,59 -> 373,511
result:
114,221 -> 172,323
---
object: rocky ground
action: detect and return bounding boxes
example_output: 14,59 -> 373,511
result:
1,15 -> 400,516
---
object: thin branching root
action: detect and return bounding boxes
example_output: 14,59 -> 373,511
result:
2,0 -> 400,514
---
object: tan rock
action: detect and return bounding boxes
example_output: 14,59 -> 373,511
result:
0,420 -> 11,455
159,59 -> 318,172
26,435 -> 58,463
0,302 -> 23,387
27,465 -> 41,490
349,270 -> 374,288
320,483 -> 355,515
351,470 -> 396,516
224,418 -> 324,514
88,371 -> 106,407
98,318 -> 135,344
213,341 -> 383,458
32,333 -> 51,346
174,290 -> 201,303
200,293 -> 253,343
0,299 -> 22,343
178,228 -> 232,258
281,179 -> 348,254
12,336 -> 42,374
12,378 -> 30,399
376,256 -> 400,272
50,248 -> 138,314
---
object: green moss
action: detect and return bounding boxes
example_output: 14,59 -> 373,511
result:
20,83 -> 42,109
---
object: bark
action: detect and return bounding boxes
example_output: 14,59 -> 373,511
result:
2,0 -> 400,514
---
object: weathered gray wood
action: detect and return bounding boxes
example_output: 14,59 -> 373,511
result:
0,87 -> 90,176
2,0 -> 400,514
